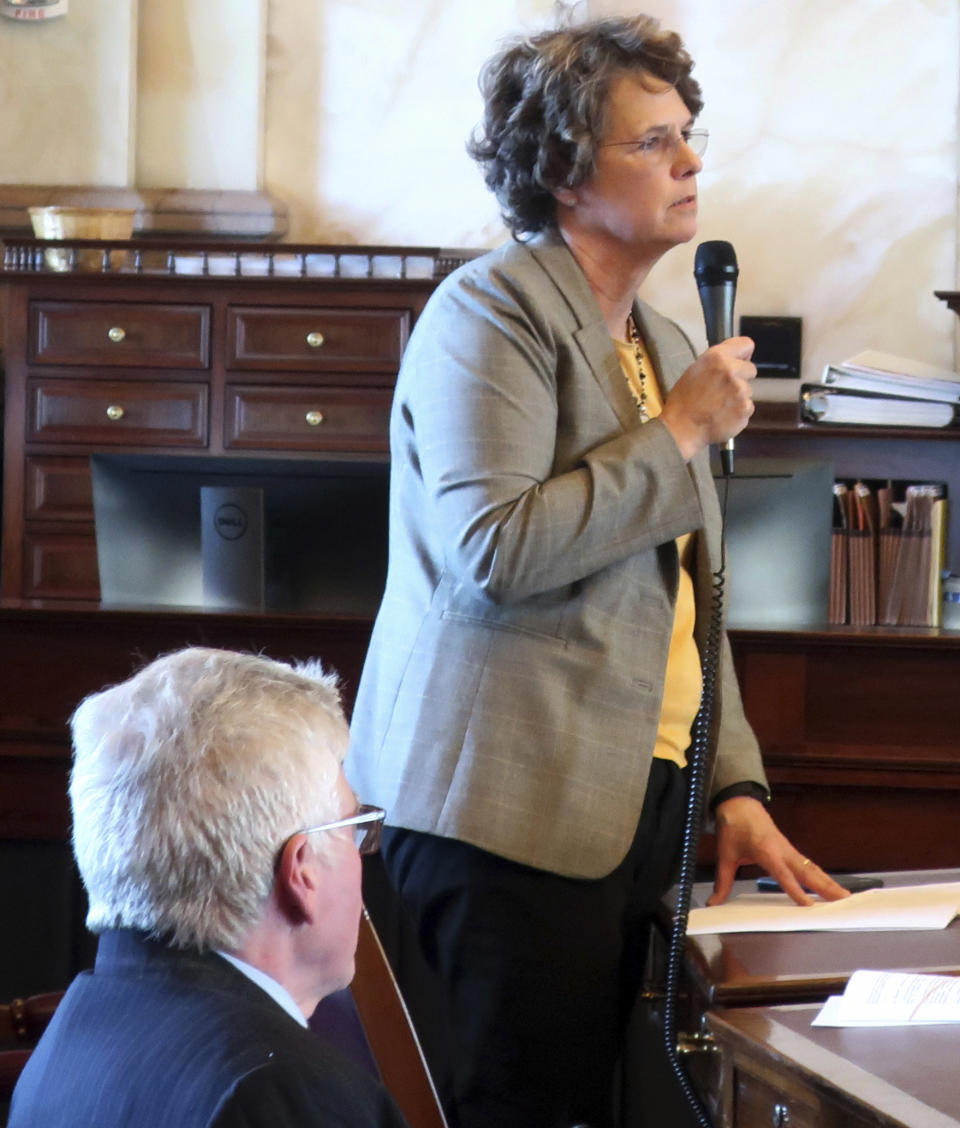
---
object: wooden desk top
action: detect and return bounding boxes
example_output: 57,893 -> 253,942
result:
707,1003 -> 960,1127
669,869 -> 960,1006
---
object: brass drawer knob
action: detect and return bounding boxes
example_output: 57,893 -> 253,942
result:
305,410 -> 324,427
105,404 -> 126,421
306,331 -> 325,349
107,326 -> 126,343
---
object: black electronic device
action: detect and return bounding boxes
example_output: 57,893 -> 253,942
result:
712,458 -> 833,627
739,314 -> 802,380
757,874 -> 885,894
91,453 -> 389,613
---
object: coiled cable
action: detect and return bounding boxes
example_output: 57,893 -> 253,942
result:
661,473 -> 731,1128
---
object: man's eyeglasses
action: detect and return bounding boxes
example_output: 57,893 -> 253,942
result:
601,127 -> 709,162
300,803 -> 386,856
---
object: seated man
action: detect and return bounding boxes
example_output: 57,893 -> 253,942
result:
9,647 -> 407,1128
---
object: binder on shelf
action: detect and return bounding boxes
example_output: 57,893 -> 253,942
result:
801,385 -> 958,429
820,350 -> 960,405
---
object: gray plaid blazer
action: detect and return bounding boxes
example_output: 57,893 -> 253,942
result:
346,231 -> 766,879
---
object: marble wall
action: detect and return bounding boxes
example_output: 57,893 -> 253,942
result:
0,0 -> 137,185
263,0 -> 959,379
0,0 -> 957,378
604,0 -> 960,377
136,0 -> 264,191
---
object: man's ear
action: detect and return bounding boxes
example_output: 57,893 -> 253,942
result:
274,834 -> 318,925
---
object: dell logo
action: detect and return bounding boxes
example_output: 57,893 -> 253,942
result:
213,503 -> 248,541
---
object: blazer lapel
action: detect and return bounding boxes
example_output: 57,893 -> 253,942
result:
523,237 -> 721,571
526,234 -> 641,433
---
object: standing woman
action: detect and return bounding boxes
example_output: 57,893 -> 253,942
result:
348,15 -> 845,1128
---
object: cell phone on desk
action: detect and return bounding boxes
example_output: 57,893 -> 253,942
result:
756,874 -> 885,894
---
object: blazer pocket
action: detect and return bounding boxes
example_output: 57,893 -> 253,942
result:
439,609 -> 568,646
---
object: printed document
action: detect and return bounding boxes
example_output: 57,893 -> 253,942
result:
813,969 -> 960,1027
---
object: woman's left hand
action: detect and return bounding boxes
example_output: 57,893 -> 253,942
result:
707,795 -> 850,906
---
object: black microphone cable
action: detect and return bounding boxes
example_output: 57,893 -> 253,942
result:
660,240 -> 742,1127
661,473 -> 731,1128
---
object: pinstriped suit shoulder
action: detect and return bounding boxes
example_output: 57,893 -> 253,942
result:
347,232 -> 765,878
9,931 -> 406,1128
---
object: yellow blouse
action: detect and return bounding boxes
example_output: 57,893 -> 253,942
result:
614,334 -> 702,767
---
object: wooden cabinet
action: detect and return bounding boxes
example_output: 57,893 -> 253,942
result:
0,238 -> 958,875
727,401 -> 960,873
703,1005 -> 960,1127
726,625 -> 960,871
0,603 -> 375,840
1,239 -> 469,602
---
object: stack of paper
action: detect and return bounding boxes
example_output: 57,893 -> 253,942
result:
801,350 -> 960,429
686,881 -> 960,936
814,969 -> 960,1027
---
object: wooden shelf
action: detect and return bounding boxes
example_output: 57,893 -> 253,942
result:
730,622 -> 960,646
735,407 -> 960,575
747,399 -> 960,441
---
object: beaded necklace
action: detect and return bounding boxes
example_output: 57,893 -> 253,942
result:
625,314 -> 649,423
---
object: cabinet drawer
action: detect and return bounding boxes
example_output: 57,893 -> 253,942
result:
28,380 -> 208,447
30,300 -> 210,368
225,385 -> 392,452
227,306 -> 409,372
23,528 -> 100,601
25,456 -> 94,521
733,1065 -> 824,1128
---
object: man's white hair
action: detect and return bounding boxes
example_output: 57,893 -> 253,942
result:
69,647 -> 349,951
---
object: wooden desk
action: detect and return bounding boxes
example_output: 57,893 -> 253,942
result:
705,1003 -> 960,1128
625,871 -> 960,1127
676,869 -> 960,1009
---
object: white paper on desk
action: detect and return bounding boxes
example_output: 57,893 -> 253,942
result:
686,882 -> 960,935
813,969 -> 960,1027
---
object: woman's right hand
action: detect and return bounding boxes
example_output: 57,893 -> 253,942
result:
659,336 -> 757,461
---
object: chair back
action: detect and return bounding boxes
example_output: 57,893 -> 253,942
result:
1,991 -> 65,1122
0,992 -> 63,1047
352,908 -> 448,1128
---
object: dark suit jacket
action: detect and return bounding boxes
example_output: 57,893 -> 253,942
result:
348,231 -> 767,879
8,930 -> 408,1128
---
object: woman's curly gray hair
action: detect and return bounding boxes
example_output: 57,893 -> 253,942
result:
467,15 -> 703,239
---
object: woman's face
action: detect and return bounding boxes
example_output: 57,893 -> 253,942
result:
563,71 -> 702,260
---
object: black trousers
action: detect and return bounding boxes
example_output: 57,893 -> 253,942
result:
380,759 -> 687,1128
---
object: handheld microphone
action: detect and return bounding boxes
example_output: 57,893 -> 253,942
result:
694,240 -> 739,477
